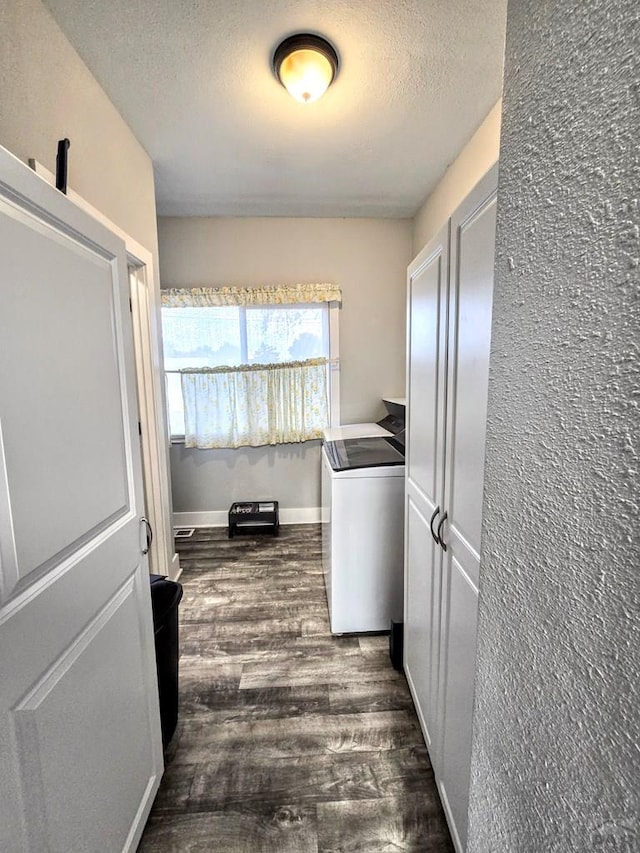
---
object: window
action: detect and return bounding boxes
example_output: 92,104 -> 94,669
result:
161,289 -> 340,447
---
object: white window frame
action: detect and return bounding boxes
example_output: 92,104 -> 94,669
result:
328,301 -> 340,427
164,300 -> 340,441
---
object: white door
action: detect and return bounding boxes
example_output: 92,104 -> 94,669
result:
0,147 -> 163,851
404,223 -> 449,765
438,165 -> 498,851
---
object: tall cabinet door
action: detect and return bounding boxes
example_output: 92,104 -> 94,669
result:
404,223 -> 449,763
438,165 -> 498,851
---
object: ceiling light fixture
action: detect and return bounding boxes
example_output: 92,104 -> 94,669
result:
272,33 -> 339,104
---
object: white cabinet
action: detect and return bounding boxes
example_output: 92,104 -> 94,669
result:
404,164 -> 498,852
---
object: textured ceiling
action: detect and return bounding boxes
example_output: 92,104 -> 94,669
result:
42,0 -> 507,217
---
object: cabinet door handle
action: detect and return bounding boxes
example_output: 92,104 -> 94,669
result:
429,506 -> 441,544
437,511 -> 448,551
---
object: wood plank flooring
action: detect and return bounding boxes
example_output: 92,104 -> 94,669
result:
139,525 -> 453,853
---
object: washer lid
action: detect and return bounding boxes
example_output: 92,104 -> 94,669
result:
324,436 -> 405,472
322,422 -> 391,441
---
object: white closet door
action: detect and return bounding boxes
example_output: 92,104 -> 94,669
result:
404,223 -> 449,764
0,147 -> 163,852
405,496 -> 443,752
438,165 -> 498,851
405,222 -> 449,506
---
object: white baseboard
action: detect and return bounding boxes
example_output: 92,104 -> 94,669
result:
279,507 -> 321,525
173,507 -> 320,529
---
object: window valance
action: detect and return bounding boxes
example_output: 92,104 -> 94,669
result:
161,283 -> 341,308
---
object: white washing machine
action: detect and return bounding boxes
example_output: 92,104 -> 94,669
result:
321,430 -> 405,634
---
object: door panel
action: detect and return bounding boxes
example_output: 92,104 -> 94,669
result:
406,224 -> 449,507
13,579 -> 154,852
0,146 -> 162,852
446,183 -> 498,563
404,496 -> 441,759
438,558 -> 479,852
438,165 -> 498,851
404,223 -> 449,780
0,200 -> 129,593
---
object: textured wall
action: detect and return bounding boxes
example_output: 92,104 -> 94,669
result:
158,216 -> 412,513
468,1 -> 639,851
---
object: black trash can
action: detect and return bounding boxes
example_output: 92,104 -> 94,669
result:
149,574 -> 183,749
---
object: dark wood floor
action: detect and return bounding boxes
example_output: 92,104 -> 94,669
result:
139,525 -> 453,852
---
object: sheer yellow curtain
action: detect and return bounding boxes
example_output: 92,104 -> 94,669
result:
180,359 -> 329,448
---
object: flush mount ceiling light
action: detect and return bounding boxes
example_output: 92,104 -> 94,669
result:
273,33 -> 339,104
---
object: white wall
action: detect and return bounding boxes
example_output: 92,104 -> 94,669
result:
0,0 -> 158,254
158,216 -> 413,517
412,100 -> 502,256
0,0 -> 176,569
468,0 -> 639,849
